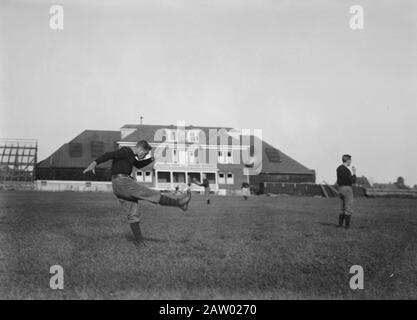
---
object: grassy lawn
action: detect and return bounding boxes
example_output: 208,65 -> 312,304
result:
0,191 -> 416,299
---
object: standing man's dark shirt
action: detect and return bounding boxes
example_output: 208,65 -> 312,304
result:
95,146 -> 154,176
202,178 -> 209,188
337,165 -> 356,186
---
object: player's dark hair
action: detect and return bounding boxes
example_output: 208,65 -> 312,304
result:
342,154 -> 352,163
136,140 -> 152,151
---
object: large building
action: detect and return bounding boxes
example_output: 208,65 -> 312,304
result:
37,124 -> 315,193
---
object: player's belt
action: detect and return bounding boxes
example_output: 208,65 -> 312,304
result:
111,174 -> 133,180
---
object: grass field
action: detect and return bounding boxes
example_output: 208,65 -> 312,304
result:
0,191 -> 416,299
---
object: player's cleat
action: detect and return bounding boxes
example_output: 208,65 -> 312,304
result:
338,214 -> 345,227
159,189 -> 191,211
344,215 -> 351,229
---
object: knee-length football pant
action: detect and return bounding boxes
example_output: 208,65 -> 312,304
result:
339,186 -> 354,216
111,176 -> 161,224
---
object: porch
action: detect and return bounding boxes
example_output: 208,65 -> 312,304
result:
153,162 -> 218,191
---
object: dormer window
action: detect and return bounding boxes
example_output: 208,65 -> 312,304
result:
187,130 -> 199,143
166,130 -> 177,142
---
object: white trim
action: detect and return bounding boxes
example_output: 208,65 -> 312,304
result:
117,141 -> 250,151
218,172 -> 226,184
226,172 -> 234,184
136,170 -> 144,182
154,162 -> 218,172
187,130 -> 200,143
144,171 -> 152,182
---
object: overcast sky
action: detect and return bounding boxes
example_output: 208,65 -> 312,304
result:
1,0 -> 416,185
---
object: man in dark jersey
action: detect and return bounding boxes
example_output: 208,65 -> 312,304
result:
336,154 -> 357,228
192,173 -> 211,204
83,140 -> 191,243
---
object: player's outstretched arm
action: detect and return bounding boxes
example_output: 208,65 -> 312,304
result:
83,161 -> 97,174
192,178 -> 202,186
83,148 -> 129,175
134,155 -> 155,169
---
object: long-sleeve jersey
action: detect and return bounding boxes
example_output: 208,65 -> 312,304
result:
336,165 -> 356,186
95,146 -> 154,176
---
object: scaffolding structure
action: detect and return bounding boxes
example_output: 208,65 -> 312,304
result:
0,138 -> 38,182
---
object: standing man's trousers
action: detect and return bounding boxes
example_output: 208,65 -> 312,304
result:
204,187 -> 210,200
339,185 -> 354,216
112,176 -> 161,224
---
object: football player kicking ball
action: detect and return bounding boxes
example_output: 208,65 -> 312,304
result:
83,140 -> 191,244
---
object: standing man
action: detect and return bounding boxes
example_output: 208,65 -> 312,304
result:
192,174 -> 211,204
241,182 -> 250,200
336,154 -> 357,228
83,140 -> 191,244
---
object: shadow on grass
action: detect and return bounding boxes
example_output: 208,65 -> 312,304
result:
318,221 -> 367,230
318,222 -> 340,228
125,235 -> 190,244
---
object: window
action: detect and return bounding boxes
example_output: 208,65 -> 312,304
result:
172,149 -> 178,162
91,141 -> 104,158
69,143 -> 82,157
204,172 -> 216,184
144,171 -> 152,182
136,171 -> 143,182
218,151 -> 226,164
218,172 -> 225,184
187,172 -> 201,183
168,130 -> 177,141
265,148 -> 281,162
188,150 -> 196,163
226,172 -> 234,184
157,171 -> 171,183
227,151 -> 233,164
187,130 -> 199,143
173,172 -> 186,183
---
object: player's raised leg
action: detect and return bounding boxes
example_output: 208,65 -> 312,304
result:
112,175 -> 191,211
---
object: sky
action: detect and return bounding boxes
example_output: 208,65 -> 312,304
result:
1,0 -> 416,185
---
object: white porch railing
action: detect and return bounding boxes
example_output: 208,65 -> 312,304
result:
154,162 -> 218,171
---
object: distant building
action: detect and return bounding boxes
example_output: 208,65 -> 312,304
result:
36,124 -> 315,193
37,130 -> 120,182
355,176 -> 371,188
372,183 -> 399,189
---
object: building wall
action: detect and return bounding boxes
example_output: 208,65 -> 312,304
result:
36,167 -> 112,181
249,172 -> 316,192
36,128 -> 316,192
35,180 -> 113,192
217,164 -> 245,190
